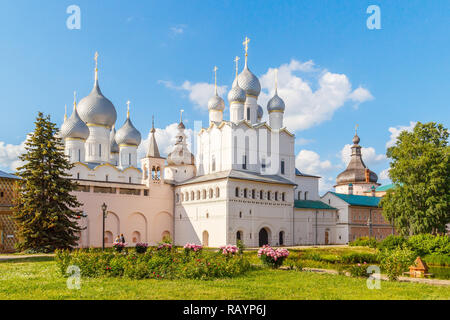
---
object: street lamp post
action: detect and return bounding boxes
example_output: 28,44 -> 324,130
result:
101,202 -> 108,250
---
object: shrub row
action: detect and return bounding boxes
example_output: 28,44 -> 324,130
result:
55,247 -> 252,280
350,234 -> 450,256
299,251 -> 379,264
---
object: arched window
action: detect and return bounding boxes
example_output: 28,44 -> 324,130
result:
267,191 -> 271,201
191,191 -> 195,200
235,187 -> 240,197
298,191 -> 301,200
260,190 -> 264,200
304,191 -> 308,200
209,189 -> 213,198
197,190 -> 201,200
181,193 -> 184,202
252,189 -> 256,199
279,231 -> 285,246
243,189 -> 247,198
202,189 -> 207,199
239,211 -> 242,218
275,192 -> 278,201
216,187 -> 220,198
282,192 -> 285,201
236,231 -> 243,241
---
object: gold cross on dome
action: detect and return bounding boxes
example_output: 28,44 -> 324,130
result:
234,56 -> 240,76
180,109 -> 184,123
355,124 -> 359,134
94,51 -> 99,69
213,66 -> 218,94
243,36 -> 250,55
73,91 -> 77,108
126,100 -> 131,118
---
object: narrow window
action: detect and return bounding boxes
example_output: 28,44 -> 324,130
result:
267,191 -> 271,200
129,153 -> 132,165
252,189 -> 255,199
105,175 -> 108,182
304,191 -> 308,200
282,193 -> 285,201
211,155 -> 216,172
242,155 -> 247,170
77,172 -> 80,180
235,187 -> 239,197
281,160 -> 285,174
99,144 -> 102,157
129,177 -> 132,184
78,149 -> 81,162
243,189 -> 247,198
260,190 -> 263,199
247,108 -> 250,120
261,158 -> 266,170
275,192 -> 278,201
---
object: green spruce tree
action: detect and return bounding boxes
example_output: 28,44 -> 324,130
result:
13,112 -> 84,252
381,122 -> 450,236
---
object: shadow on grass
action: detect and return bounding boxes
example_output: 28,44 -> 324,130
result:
0,256 -> 55,264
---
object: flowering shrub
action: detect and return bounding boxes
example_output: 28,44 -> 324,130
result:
135,243 -> 148,254
220,245 -> 239,257
157,243 -> 173,251
258,245 -> 289,268
184,243 -> 203,253
55,247 -> 252,280
113,242 -> 125,252
380,246 -> 416,281
348,262 -> 369,278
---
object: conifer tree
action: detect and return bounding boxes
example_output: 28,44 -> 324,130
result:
13,112 -> 84,252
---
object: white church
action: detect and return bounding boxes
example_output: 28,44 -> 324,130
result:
59,38 -> 384,248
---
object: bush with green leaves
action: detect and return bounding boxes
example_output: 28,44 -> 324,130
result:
407,234 -> 450,256
55,246 -> 252,280
349,237 -> 378,248
379,246 -> 416,281
341,252 -> 379,264
348,262 -> 370,278
377,235 -> 407,251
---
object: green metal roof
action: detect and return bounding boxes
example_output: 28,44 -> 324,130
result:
375,183 -> 395,192
330,192 -> 381,207
294,200 -> 336,210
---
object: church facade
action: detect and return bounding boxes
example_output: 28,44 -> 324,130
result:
58,39 -> 390,248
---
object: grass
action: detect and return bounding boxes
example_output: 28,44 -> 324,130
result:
0,256 -> 449,300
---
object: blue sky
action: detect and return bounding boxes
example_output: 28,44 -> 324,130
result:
0,0 -> 448,192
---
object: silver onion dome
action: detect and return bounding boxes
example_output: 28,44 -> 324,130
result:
60,106 -> 89,140
110,125 -> 119,153
257,104 -> 263,119
77,79 -> 117,128
115,116 -> 142,146
227,82 -> 246,103
208,94 -> 225,111
233,66 -> 261,97
267,92 -> 285,113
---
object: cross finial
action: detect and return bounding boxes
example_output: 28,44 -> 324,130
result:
73,91 -> 77,110
94,51 -> 99,81
151,115 -> 155,133
234,56 -> 240,78
275,69 -> 278,93
243,36 -> 250,67
64,104 -> 67,121
355,124 -> 359,134
126,100 -> 131,119
213,66 -> 218,95
180,109 -> 184,123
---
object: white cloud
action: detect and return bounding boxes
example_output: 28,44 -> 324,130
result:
0,139 -> 26,172
295,137 -> 314,146
159,80 -> 227,111
258,59 -> 373,131
339,144 -> 385,167
379,168 -> 390,180
160,59 -> 372,128
295,149 -> 338,193
386,121 -> 416,148
137,122 -> 193,161
170,25 -> 187,36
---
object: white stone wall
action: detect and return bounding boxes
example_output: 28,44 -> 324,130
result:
84,125 -> 110,163
294,209 -> 338,245
295,176 -> 320,201
69,162 -> 141,184
321,192 -> 351,244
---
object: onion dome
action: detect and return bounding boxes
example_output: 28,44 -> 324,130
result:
208,94 -> 225,111
77,52 -> 117,128
115,102 -> 142,146
257,104 -> 263,119
60,97 -> 89,140
336,132 -> 378,185
232,38 -> 261,97
227,84 -> 246,104
267,92 -> 285,113
110,125 -> 119,153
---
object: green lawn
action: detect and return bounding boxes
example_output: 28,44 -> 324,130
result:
0,256 -> 448,300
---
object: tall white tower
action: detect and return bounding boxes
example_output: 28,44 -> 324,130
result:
267,69 -> 285,130
228,56 -> 246,123
141,116 -> 165,187
208,66 -> 224,124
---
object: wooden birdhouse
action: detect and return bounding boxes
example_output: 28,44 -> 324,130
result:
408,257 -> 430,278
